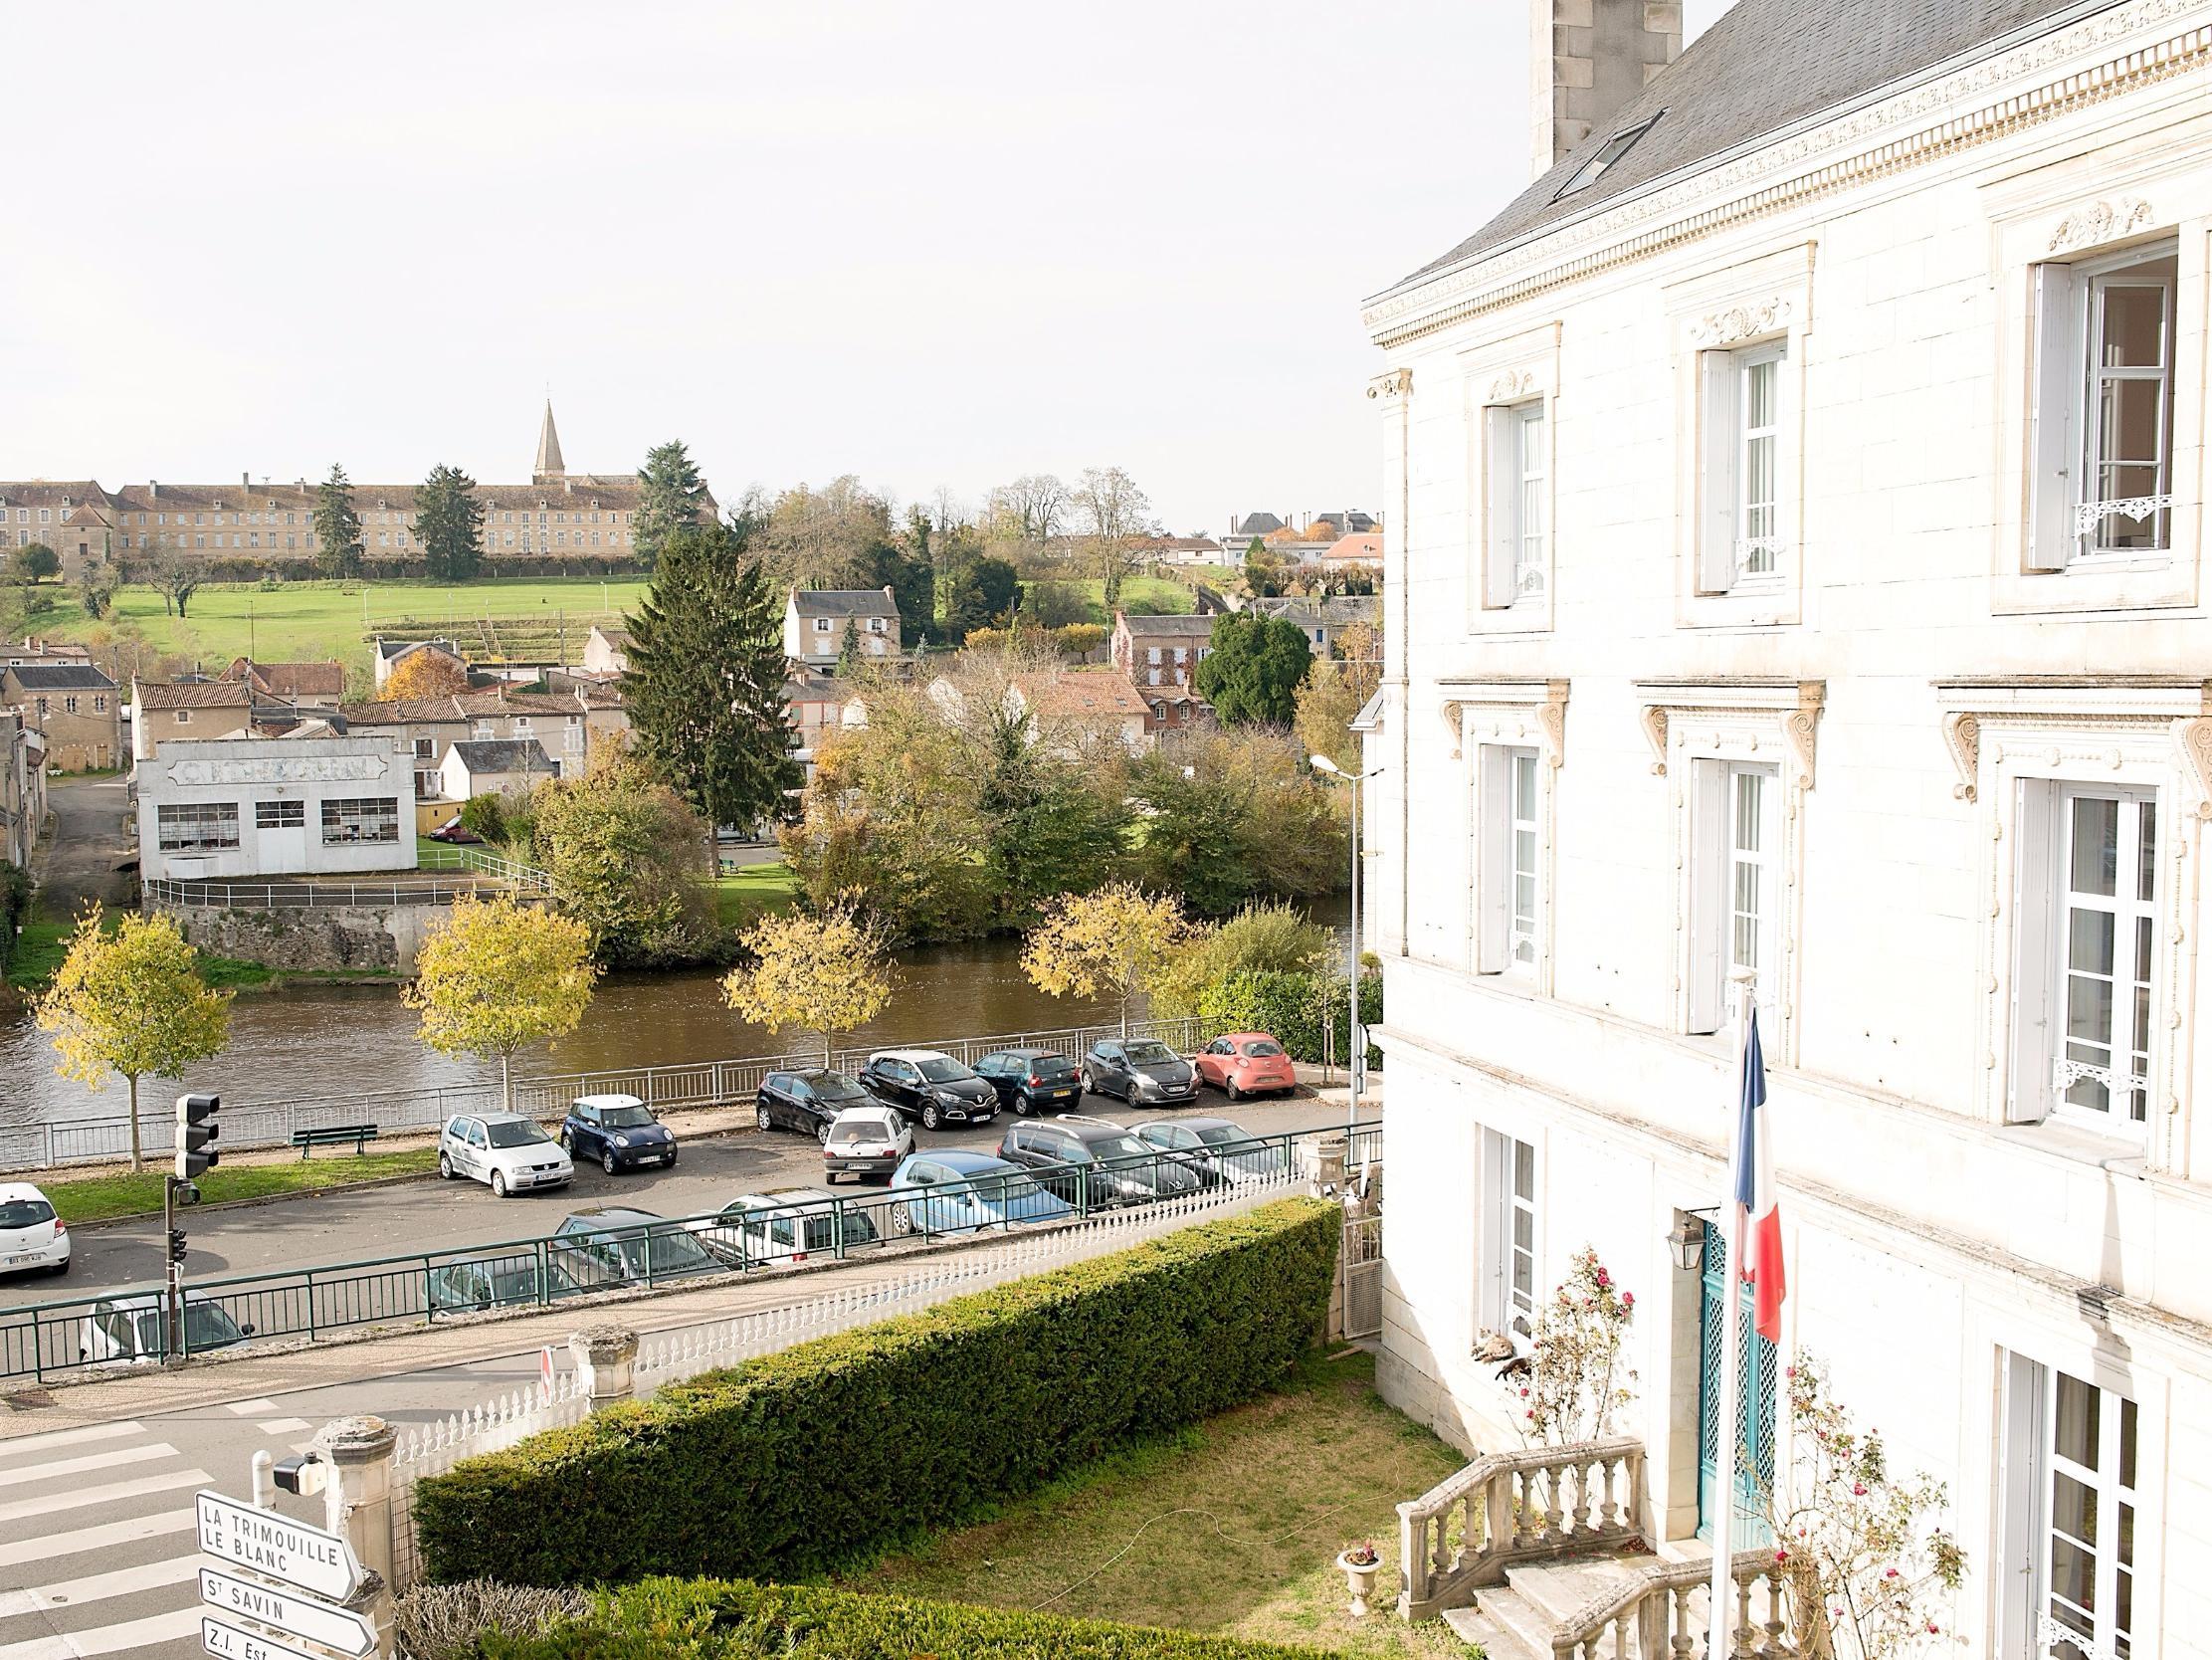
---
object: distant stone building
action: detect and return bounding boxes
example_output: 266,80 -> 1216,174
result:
0,711 -> 47,866
131,680 -> 251,762
222,658 -> 347,707
136,735 -> 417,881
785,588 -> 901,668
372,638 -> 467,692
441,738 -> 559,803
0,404 -> 713,577
583,625 -> 632,675
1,661 -> 119,771
337,686 -> 623,796
1109,611 -> 1216,691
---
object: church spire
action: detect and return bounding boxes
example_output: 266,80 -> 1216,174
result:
533,399 -> 565,482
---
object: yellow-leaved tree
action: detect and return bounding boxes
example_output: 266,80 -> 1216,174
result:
721,900 -> 897,1066
1020,882 -> 1189,1037
380,649 -> 471,702
404,895 -> 599,1114
35,907 -> 233,1171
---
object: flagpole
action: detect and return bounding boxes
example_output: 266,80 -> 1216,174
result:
1710,970 -> 1755,1656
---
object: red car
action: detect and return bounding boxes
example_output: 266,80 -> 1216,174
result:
1193,1033 -> 1299,1101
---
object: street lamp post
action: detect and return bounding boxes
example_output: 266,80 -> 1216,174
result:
1310,754 -> 1383,1138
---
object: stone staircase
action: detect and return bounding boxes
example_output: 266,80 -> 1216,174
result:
1396,1438 -> 1800,1657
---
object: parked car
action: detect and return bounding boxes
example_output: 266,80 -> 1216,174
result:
1080,1038 -> 1199,1105
822,1106 -> 913,1183
703,1186 -> 885,1264
560,1094 -> 679,1173
858,1049 -> 999,1131
755,1069 -> 878,1142
79,1292 -> 256,1364
428,1250 -> 585,1314
888,1150 -> 1074,1236
427,816 -> 484,844
996,1115 -> 1201,1206
549,1206 -> 724,1292
0,1183 -> 69,1277
973,1048 -> 1084,1116
1131,1117 -> 1282,1187
1192,1033 -> 1300,1101
437,1112 -> 574,1197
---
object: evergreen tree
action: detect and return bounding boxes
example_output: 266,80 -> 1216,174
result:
1192,611 -> 1313,726
623,519 -> 801,853
414,463 -> 485,582
632,440 -> 708,571
939,553 -> 1021,642
312,464 -> 364,578
836,616 -> 862,674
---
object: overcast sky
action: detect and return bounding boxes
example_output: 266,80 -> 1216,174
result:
0,1 -> 1723,535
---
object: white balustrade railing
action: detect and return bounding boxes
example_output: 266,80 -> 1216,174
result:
387,1171 -> 1294,1589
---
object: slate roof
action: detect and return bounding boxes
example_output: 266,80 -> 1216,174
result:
1396,0 -> 2095,287
338,691 -> 585,726
449,738 -> 557,776
224,657 -> 345,700
134,680 -> 251,711
1233,513 -> 1285,536
376,637 -> 463,663
792,589 -> 900,619
6,663 -> 116,692
1028,669 -> 1151,722
1117,612 -> 1217,638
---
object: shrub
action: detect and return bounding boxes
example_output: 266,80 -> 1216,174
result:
481,1577 -> 1340,1660
1196,968 -> 1380,1070
396,1580 -> 587,1660
416,1198 -> 1339,1586
1147,902 -> 1332,1020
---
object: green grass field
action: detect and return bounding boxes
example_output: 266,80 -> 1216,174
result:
39,1146 -> 440,1224
714,859 -> 802,930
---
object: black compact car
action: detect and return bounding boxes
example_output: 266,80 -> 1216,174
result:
755,1068 -> 878,1142
996,1115 -> 1201,1206
1080,1038 -> 1199,1105
973,1048 -> 1084,1117
859,1050 -> 1000,1131
559,1095 -> 679,1174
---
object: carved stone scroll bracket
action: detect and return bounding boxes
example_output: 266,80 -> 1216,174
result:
1639,705 -> 1670,776
1440,701 -> 1469,760
1366,368 -> 1413,402
1537,681 -> 1569,770
2176,718 -> 2212,819
1942,711 -> 1982,802
1784,682 -> 1825,792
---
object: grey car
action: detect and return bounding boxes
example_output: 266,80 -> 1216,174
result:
1081,1038 -> 1199,1105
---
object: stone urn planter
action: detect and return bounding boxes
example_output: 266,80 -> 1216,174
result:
1337,1546 -> 1383,1618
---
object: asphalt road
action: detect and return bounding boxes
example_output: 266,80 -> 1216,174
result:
0,1091 -> 1359,1307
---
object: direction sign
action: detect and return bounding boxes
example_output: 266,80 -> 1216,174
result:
199,1567 -> 376,1659
195,1491 -> 364,1602
202,1613 -> 333,1660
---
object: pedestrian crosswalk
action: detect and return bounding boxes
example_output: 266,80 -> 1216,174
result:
0,1420 -> 214,1660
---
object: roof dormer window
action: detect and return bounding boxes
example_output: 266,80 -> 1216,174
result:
1552,110 -> 1663,201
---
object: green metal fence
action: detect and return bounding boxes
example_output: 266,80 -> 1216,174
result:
0,1120 -> 1375,1382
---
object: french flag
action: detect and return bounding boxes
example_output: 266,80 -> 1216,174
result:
1730,1007 -> 1786,1344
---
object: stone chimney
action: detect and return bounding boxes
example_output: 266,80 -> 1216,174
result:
1530,0 -> 1681,179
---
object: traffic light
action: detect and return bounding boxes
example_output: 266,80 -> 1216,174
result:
175,1093 -> 220,1181
166,1229 -> 187,1266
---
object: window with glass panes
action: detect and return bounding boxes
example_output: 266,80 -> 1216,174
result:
1488,1132 -> 1537,1339
1509,749 -> 1539,967
2034,1365 -> 2137,1660
2056,787 -> 2157,1130
2081,246 -> 2177,556
1728,763 -> 1779,1005
319,797 -> 399,845
156,801 -> 239,853
1512,403 -> 1546,600
1736,346 -> 1781,577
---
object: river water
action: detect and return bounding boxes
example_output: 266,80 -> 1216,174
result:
0,934 -> 1126,1130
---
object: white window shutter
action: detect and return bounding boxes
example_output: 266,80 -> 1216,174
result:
1696,352 -> 1737,593
2026,264 -> 2082,572
1686,758 -> 1727,1033
1483,407 -> 1517,609
1475,746 -> 1511,972
2006,778 -> 2058,1122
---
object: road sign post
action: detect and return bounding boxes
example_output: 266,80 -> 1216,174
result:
199,1567 -> 376,1659
201,1614 -> 332,1660
195,1491 -> 365,1602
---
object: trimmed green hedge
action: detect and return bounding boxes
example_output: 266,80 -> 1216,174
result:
1198,968 -> 1381,1070
418,1198 -> 1339,1587
481,1577 -> 1340,1659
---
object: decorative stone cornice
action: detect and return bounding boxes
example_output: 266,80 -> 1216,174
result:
1362,0 -> 2212,349
1632,678 -> 1826,788
2047,193 -> 2154,254
1436,678 -> 1570,765
1487,368 -> 1539,402
1934,676 -> 2212,813
1366,367 -> 1413,402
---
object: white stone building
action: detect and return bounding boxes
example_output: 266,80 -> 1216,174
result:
1359,0 -> 2212,1654
136,736 -> 417,881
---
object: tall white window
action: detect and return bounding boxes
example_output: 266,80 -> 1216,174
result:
2057,788 -> 2157,1131
1698,340 -> 1788,592
2002,1357 -> 2137,1660
1689,759 -> 1781,1032
1477,745 -> 1542,975
1485,1131 -> 1537,1340
2029,241 -> 2179,569
1483,400 -> 1546,609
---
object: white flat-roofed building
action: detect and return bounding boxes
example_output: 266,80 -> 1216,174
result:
136,735 -> 417,881
1359,0 -> 2212,1654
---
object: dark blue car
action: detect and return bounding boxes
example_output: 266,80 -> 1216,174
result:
560,1094 -> 679,1174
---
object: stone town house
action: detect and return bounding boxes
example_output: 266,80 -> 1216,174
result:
0,661 -> 118,771
0,404 -> 714,575
784,589 -> 902,667
1360,0 -> 2212,1654
335,687 -> 626,800
131,680 -> 251,762
1108,611 -> 1215,691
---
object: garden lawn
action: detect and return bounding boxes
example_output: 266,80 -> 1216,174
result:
27,578 -> 652,678
38,1146 -> 440,1224
714,860 -> 801,930
849,1349 -> 1472,1658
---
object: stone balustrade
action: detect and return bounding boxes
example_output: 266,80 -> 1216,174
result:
1396,1435 -> 1644,1621
1546,1549 -> 1801,1658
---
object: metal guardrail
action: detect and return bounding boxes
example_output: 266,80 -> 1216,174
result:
412,842 -> 552,891
0,1013 -> 1221,1170
0,1120 -> 1376,1382
144,876 -> 511,911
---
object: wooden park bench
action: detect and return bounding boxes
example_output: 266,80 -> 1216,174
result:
290,1123 -> 380,1159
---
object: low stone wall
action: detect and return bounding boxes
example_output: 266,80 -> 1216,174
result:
158,900 -> 444,971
